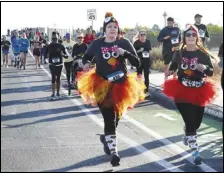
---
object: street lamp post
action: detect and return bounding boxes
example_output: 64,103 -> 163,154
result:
163,12 -> 167,27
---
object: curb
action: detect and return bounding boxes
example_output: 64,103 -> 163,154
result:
149,84 -> 223,121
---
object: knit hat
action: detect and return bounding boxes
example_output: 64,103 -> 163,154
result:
184,24 -> 199,38
103,12 -> 119,33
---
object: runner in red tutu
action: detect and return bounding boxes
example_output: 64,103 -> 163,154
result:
163,24 -> 217,165
77,12 -> 146,166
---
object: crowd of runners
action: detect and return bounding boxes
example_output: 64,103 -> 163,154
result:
1,12 -> 223,167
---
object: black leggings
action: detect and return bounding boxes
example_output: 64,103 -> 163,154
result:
49,65 -> 63,83
98,104 -> 120,135
137,59 -> 150,88
175,102 -> 204,136
64,61 -> 73,82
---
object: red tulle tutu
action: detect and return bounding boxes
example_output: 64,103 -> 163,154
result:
163,78 -> 217,106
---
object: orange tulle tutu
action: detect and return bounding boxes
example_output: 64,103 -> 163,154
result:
77,68 -> 146,118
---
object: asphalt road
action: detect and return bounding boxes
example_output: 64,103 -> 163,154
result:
1,52 -> 223,172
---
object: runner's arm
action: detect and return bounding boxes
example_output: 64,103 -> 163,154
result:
123,39 -> 140,68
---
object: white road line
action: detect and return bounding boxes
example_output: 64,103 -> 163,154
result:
28,50 -> 183,172
29,50 -> 217,172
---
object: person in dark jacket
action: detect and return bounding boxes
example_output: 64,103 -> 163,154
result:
157,17 -> 181,82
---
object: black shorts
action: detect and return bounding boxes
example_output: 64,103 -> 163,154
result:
49,65 -> 63,83
20,50 -> 28,54
162,50 -> 174,65
33,49 -> 41,56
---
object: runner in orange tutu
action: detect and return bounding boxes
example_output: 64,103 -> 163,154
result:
77,12 -> 146,166
163,24 -> 217,165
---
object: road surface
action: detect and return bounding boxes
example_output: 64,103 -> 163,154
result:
1,53 -> 223,172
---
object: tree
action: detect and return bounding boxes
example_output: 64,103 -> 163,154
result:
123,28 -> 132,32
138,25 -> 150,31
207,23 -> 223,35
152,24 -> 160,31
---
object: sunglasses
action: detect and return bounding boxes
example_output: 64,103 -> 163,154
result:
140,34 -> 146,36
77,37 -> 83,39
185,32 -> 197,37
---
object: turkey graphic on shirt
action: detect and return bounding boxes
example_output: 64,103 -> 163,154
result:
101,45 -> 120,69
181,57 -> 198,77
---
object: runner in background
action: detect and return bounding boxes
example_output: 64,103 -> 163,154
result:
83,28 -> 96,45
62,33 -> 76,87
72,32 -> 87,88
39,33 -> 48,64
32,35 -> 42,69
194,14 -> 210,46
45,33 -> 68,100
19,33 -> 30,70
134,29 -> 152,94
1,35 -> 11,68
11,31 -> 21,67
157,17 -> 181,82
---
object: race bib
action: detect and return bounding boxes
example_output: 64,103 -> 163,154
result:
199,30 -> 205,38
65,48 -> 71,57
77,59 -> 83,68
142,51 -> 150,58
171,37 -> 179,44
181,78 -> 204,88
107,70 -> 124,82
52,57 -> 60,63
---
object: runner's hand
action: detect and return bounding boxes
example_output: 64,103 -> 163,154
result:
165,70 -> 174,77
117,48 -> 126,56
197,64 -> 207,73
164,36 -> 171,40
63,54 -> 68,58
83,63 -> 90,71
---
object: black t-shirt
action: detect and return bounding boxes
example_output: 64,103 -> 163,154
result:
82,38 -> 140,83
194,24 -> 209,42
72,43 -> 88,58
1,40 -> 11,50
32,41 -> 42,50
40,38 -> 47,48
157,26 -> 181,51
46,43 -> 66,65
133,40 -> 152,59
170,49 -> 213,85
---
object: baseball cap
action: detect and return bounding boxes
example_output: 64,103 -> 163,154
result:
195,14 -> 203,18
65,33 -> 70,39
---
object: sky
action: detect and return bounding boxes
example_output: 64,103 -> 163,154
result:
1,2 -> 223,35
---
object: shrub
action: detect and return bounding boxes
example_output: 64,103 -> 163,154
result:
151,60 -> 165,72
151,45 -> 163,61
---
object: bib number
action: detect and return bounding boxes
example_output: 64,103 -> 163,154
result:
65,48 -> 71,57
171,37 -> 179,44
199,30 -> 205,38
142,51 -> 149,58
107,71 -> 124,82
77,59 -> 83,68
52,57 -> 60,63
